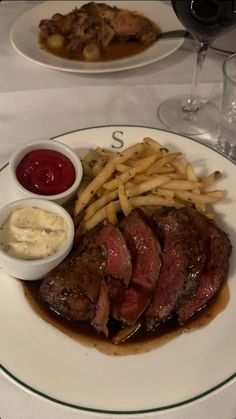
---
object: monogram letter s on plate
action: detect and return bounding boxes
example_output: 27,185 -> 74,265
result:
111,131 -> 124,149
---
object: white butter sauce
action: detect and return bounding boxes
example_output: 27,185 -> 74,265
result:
0,207 -> 67,260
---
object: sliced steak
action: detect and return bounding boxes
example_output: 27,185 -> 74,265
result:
178,207 -> 232,324
81,224 -> 132,286
145,208 -> 206,330
109,281 -> 150,326
91,280 -> 109,337
110,209 -> 162,325
121,209 -> 162,292
40,246 -> 106,323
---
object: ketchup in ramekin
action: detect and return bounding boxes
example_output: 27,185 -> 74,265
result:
16,149 -> 76,195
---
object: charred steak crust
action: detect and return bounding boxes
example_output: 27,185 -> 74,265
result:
40,246 -> 106,323
177,207 -> 232,324
110,209 -> 162,325
145,208 -> 206,330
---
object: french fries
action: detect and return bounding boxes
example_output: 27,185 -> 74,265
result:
103,155 -> 157,191
73,138 -> 225,235
73,143 -> 144,216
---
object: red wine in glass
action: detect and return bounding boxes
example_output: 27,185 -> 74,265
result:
158,0 -> 236,136
172,0 -> 236,42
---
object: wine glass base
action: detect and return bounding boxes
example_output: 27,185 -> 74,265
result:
158,95 -> 219,136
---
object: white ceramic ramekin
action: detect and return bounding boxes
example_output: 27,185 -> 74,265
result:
0,198 -> 74,280
8,139 -> 83,205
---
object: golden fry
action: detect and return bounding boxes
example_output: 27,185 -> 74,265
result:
84,190 -> 118,221
74,162 -> 115,216
83,207 -> 107,232
201,211 -> 215,219
125,181 -> 135,188
128,156 -> 158,168
106,202 -> 118,225
118,178 -> 133,217
82,161 -> 94,178
152,188 -> 175,198
82,151 -> 96,165
155,166 -> 175,174
174,190 -> 220,204
143,137 -> 162,153
205,190 -> 225,199
96,147 -> 116,160
145,153 -> 182,175
130,174 -> 150,184
185,163 -> 199,181
103,155 -> 157,191
92,159 -> 106,176
185,162 -> 205,212
160,179 -> 202,190
201,171 -> 222,189
126,175 -> 170,197
83,201 -> 121,232
76,177 -> 92,196
115,163 -> 130,173
129,195 -> 175,207
171,159 -> 186,175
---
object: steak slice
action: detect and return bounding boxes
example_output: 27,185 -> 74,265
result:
109,281 -> 150,326
40,246 -> 106,323
110,209 -> 162,325
81,224 -> 132,286
91,280 -> 110,337
121,209 -> 162,292
145,208 -> 206,330
178,207 -> 232,324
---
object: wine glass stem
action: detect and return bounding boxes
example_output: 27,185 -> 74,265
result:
182,40 -> 209,113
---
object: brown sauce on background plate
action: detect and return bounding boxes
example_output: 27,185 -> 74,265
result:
22,281 -> 229,356
39,39 -> 155,62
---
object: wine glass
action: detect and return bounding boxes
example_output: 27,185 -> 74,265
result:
158,0 -> 236,136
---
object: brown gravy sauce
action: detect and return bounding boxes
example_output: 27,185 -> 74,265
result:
22,281 -> 229,356
39,39 -> 154,62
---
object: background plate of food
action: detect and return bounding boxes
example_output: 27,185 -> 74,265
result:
0,125 -> 236,415
10,1 -> 184,73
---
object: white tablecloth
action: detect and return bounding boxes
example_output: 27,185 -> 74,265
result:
0,2 -> 235,419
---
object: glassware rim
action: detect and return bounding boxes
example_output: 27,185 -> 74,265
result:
223,52 -> 236,86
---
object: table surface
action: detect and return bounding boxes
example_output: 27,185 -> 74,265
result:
0,2 -> 236,419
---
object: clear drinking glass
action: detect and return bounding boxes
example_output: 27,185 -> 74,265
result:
158,0 -> 236,136
217,53 -> 236,161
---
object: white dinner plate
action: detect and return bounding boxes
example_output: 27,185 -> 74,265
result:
10,1 -> 184,73
0,125 -> 236,415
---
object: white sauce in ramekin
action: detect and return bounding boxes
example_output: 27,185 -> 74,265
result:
0,207 -> 68,260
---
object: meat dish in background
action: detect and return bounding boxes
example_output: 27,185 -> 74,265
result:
38,1 -> 160,61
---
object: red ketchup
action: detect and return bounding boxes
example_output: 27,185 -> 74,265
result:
16,149 -> 76,195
